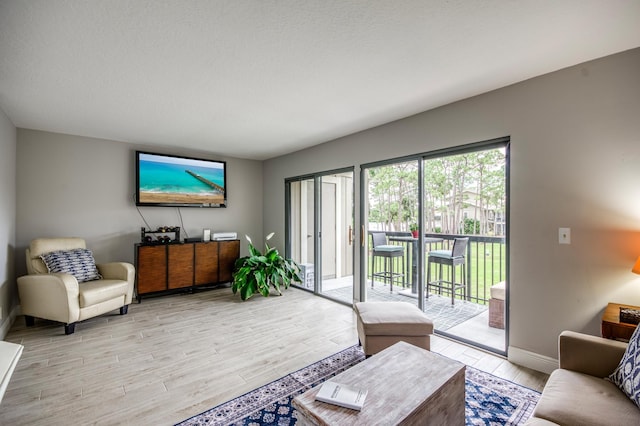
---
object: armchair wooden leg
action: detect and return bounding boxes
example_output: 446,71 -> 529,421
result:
64,323 -> 76,335
120,305 -> 129,315
25,315 -> 35,327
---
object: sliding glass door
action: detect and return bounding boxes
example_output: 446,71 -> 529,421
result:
360,139 -> 508,355
286,169 -> 354,304
363,160 -> 419,305
288,178 -> 315,289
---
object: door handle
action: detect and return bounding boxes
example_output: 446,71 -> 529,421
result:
348,226 -> 353,245
361,225 -> 365,247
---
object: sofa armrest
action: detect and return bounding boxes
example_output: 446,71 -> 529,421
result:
0,341 -> 23,403
559,330 -> 627,377
17,273 -> 80,324
97,262 -> 135,304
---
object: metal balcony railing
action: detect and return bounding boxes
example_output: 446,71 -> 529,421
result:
368,231 -> 506,305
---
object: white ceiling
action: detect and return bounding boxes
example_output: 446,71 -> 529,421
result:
1,1 -> 639,160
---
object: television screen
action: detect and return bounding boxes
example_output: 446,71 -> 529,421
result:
135,151 -> 227,207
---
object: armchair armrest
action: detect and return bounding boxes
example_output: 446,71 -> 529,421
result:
17,273 -> 80,324
97,262 -> 134,282
97,262 -> 135,305
559,330 -> 627,377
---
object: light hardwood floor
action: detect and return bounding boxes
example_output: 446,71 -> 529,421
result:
0,287 -> 548,425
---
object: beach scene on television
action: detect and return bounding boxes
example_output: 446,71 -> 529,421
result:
138,153 -> 226,205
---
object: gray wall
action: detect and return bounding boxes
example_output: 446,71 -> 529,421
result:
0,106 -> 17,338
15,130 -> 264,277
263,48 -> 640,361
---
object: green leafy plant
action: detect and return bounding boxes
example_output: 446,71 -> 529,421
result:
409,222 -> 418,232
232,233 -> 302,300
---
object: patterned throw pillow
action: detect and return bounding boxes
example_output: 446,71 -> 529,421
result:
40,248 -> 102,283
609,322 -> 640,407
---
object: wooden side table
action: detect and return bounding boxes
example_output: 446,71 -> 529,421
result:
602,302 -> 640,342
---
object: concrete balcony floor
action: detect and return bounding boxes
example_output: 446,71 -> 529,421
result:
303,276 -> 506,353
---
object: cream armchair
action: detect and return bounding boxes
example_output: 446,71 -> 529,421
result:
17,238 -> 135,335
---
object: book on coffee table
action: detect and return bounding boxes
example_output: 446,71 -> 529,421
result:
315,381 -> 368,411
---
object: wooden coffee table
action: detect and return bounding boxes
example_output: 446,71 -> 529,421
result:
292,341 -> 465,425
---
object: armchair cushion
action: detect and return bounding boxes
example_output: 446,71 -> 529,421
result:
79,279 -> 129,307
609,324 -> 640,408
40,248 -> 102,283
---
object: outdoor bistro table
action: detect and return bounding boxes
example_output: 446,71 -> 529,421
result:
388,235 -> 443,294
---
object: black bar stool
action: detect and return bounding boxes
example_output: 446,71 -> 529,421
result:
426,237 -> 469,304
370,232 -> 405,292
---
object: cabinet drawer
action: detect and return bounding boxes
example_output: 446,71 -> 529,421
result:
195,241 -> 219,285
168,244 -> 194,289
137,245 -> 167,294
219,240 -> 240,283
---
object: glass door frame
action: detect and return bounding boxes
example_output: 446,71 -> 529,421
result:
285,167 -> 355,305
359,137 -> 510,355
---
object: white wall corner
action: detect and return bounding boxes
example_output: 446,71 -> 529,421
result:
508,345 -> 559,375
0,305 -> 20,341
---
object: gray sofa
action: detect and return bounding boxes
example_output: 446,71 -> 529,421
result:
526,330 -> 640,425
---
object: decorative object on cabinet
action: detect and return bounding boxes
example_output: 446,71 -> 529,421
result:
135,239 -> 239,302
140,226 -> 180,244
232,233 -> 301,300
620,307 -> 640,325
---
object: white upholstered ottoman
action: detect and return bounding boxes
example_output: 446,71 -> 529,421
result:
355,301 -> 434,356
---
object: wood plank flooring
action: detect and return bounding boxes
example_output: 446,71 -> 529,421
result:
0,287 -> 547,425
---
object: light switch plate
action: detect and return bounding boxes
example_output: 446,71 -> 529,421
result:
559,227 -> 571,244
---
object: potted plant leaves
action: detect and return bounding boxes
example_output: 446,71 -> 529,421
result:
232,233 -> 302,300
410,223 -> 419,238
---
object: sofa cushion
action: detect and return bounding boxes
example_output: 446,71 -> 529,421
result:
28,238 -> 87,274
79,279 -> 128,308
609,324 -> 640,408
40,248 -> 102,283
533,369 -> 640,426
523,418 -> 559,426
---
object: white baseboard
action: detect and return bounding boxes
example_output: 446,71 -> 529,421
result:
0,305 -> 20,341
508,345 -> 558,375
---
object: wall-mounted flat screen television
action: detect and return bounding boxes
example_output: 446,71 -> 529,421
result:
135,151 -> 227,207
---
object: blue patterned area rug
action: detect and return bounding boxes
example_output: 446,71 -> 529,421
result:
177,345 -> 540,426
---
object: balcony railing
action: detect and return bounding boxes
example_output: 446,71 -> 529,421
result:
368,231 -> 506,304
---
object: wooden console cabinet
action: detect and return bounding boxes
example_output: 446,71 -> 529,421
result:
135,240 -> 240,302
